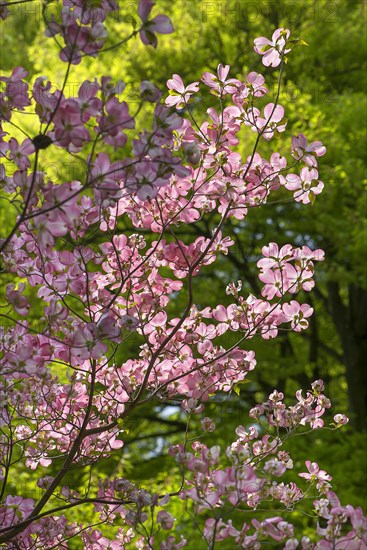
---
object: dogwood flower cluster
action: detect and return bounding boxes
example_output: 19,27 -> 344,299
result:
40,0 -> 173,64
72,385 -> 363,550
162,385 -> 365,549
0,21 -> 364,549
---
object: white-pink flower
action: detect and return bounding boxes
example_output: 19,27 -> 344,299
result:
201,63 -> 241,95
257,243 -> 293,270
8,138 -> 35,170
333,414 -> 349,426
292,133 -> 326,167
165,74 -> 200,109
285,167 -> 324,204
254,28 -> 291,67
282,301 -> 313,331
255,103 -> 287,140
299,461 -> 332,482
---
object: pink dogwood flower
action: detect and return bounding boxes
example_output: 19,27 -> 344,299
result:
76,80 -> 102,122
254,28 -> 291,67
285,167 -> 324,204
257,243 -> 293,270
201,63 -> 241,96
7,138 -> 35,170
4,495 -> 34,519
51,99 -> 90,150
282,301 -> 313,331
138,0 -> 174,49
6,283 -> 30,316
291,133 -> 326,167
333,414 -> 349,427
0,67 -> 31,112
166,74 -> 200,109
299,461 -> 332,483
254,103 -> 287,140
96,97 -> 135,149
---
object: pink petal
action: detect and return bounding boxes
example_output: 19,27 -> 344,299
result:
139,29 -> 157,48
11,66 -> 28,81
138,0 -> 154,21
167,74 -> 185,93
254,37 -> 272,53
272,28 -> 290,43
262,49 -> 281,67
150,15 -> 174,34
217,63 -> 230,81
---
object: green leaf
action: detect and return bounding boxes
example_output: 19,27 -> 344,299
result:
233,384 -> 240,396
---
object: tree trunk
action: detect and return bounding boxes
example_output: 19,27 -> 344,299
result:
328,282 -> 367,431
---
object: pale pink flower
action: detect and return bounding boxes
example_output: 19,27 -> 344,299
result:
299,461 -> 332,483
247,71 -> 268,96
311,379 -> 325,393
138,0 -> 174,49
201,63 -> 241,95
8,138 -> 35,170
166,74 -> 200,109
333,414 -> 349,426
257,243 -> 293,270
0,66 -> 31,111
285,167 -> 324,204
255,103 -> 287,140
52,99 -> 90,150
282,301 -> 314,331
292,133 -> 326,167
77,79 -> 101,122
254,28 -> 291,67
97,97 -> 134,135
4,495 -> 34,517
